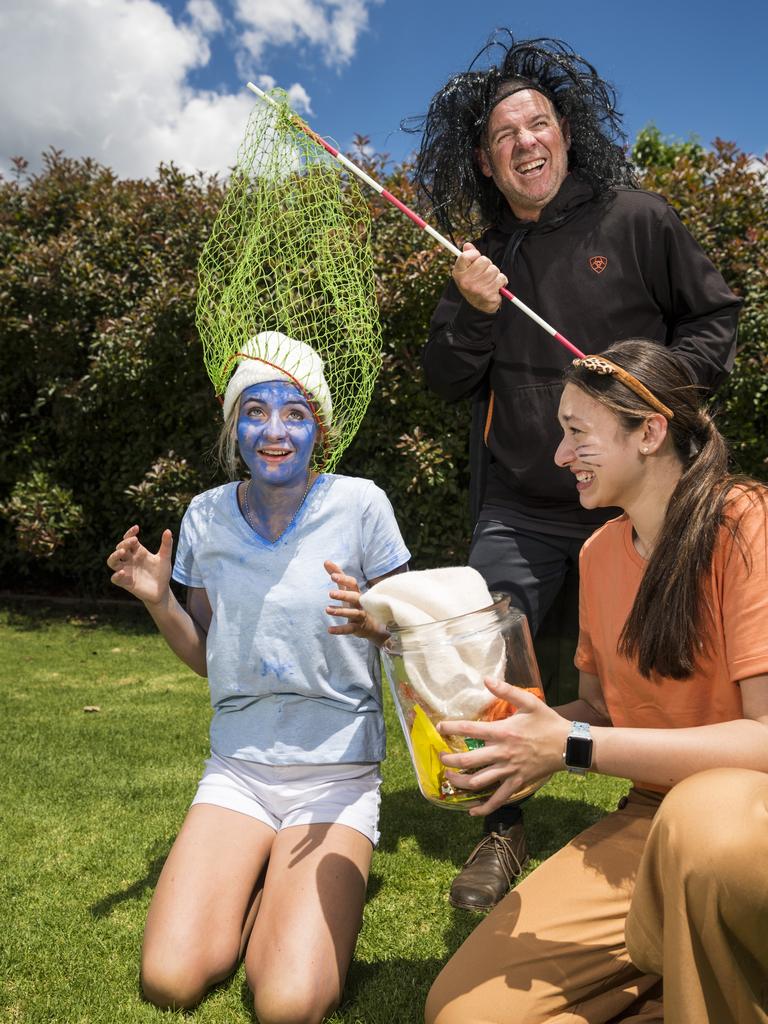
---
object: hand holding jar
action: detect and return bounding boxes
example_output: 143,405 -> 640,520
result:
438,676 -> 569,815
362,568 -> 549,810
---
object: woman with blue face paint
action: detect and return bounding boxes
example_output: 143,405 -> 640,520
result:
106,332 -> 410,1022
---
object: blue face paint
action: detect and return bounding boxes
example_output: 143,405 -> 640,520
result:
237,381 -> 317,489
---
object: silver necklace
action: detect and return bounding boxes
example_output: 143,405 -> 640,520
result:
242,474 -> 314,539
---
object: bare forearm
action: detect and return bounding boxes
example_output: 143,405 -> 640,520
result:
591,719 -> 768,788
144,589 -> 208,676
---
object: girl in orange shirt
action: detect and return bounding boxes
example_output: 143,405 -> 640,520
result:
427,339 -> 768,1024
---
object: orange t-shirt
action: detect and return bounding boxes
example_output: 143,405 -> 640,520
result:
575,491 -> 768,789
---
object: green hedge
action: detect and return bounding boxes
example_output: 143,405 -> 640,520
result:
1,135 -> 766,592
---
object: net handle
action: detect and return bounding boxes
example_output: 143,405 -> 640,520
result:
245,81 -> 585,360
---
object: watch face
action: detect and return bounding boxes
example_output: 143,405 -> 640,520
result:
566,735 -> 593,770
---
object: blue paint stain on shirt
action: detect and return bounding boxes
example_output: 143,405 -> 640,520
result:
170,474 -> 411,764
259,655 -> 294,680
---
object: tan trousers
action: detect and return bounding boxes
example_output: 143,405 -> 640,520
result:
426,768 -> 768,1024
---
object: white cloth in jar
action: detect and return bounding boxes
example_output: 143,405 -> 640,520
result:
360,567 -> 506,719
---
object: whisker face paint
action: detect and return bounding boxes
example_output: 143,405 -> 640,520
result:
574,444 -> 603,466
556,382 -> 646,511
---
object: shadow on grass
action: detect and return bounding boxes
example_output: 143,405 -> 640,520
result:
376,784 -> 477,862
324,901 -> 483,1024
377,783 -> 615,866
1,602 -> 157,634
525,791 -> 620,857
236,955 -> 450,1024
336,956 -> 447,1024
89,838 -> 173,918
0,587 -> 191,634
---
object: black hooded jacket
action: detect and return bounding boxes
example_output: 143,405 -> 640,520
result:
423,175 -> 742,536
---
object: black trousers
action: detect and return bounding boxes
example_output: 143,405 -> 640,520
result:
469,518 -> 586,829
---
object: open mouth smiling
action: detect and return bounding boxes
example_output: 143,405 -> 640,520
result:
575,470 -> 595,490
517,158 -> 546,175
258,447 -> 293,460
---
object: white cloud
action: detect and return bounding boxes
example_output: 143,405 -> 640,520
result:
0,0 -> 378,179
249,78 -> 314,120
186,0 -> 223,34
234,0 -> 376,66
0,0 -> 274,178
285,84 -> 314,116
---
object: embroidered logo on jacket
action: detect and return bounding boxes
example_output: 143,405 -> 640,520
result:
589,256 -> 608,274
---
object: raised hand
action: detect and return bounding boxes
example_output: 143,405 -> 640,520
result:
107,525 -> 173,606
452,242 -> 508,314
324,560 -> 389,646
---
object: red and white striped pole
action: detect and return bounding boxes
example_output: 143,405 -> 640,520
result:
246,82 -> 585,361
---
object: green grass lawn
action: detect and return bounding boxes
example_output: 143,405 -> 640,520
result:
0,605 -> 630,1023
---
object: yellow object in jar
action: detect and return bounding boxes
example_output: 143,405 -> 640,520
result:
410,705 -> 479,805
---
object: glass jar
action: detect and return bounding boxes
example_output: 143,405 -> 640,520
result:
381,594 -> 545,810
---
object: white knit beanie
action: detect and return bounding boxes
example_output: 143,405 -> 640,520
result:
222,332 -> 333,428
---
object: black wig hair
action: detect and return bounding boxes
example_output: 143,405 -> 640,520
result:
405,32 -> 637,236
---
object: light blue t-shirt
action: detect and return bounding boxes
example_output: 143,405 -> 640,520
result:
172,474 -> 410,765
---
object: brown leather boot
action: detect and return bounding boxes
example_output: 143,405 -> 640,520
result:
449,822 -> 529,911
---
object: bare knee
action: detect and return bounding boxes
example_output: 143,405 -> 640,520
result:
141,947 -> 238,1011
140,962 -> 206,1011
249,971 -> 340,1024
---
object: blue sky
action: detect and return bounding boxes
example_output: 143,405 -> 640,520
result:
172,0 -> 767,163
2,0 -> 766,179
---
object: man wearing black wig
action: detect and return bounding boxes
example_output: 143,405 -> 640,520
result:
415,32 -> 741,911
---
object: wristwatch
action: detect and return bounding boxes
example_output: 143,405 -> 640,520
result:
563,721 -> 593,775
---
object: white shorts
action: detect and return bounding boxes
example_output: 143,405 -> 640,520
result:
191,752 -> 382,846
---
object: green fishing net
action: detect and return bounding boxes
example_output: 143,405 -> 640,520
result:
196,89 -> 382,471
